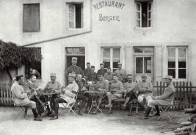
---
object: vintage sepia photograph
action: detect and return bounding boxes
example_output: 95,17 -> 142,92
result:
0,0 -> 196,135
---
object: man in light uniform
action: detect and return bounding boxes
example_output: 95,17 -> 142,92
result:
106,74 -> 124,114
114,62 -> 127,82
50,73 -> 78,120
122,74 -> 138,116
11,75 -> 42,121
137,75 -> 153,107
144,75 -> 175,119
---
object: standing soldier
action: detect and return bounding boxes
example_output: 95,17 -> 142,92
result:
87,66 -> 98,84
114,62 -> 127,82
66,57 -> 84,77
97,63 -> 107,76
84,62 -> 91,78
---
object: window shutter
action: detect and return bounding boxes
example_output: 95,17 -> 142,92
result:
69,4 -> 75,29
147,2 -> 152,27
81,4 -> 83,28
23,4 -> 40,32
136,2 -> 141,27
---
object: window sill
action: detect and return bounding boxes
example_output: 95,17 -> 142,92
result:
134,27 -> 152,31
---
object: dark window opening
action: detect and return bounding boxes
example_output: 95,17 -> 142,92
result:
76,4 -> 82,28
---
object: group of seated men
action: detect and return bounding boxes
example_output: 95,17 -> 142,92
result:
11,56 -> 175,121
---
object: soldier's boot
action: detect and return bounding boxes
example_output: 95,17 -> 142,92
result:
78,101 -> 86,115
108,107 -> 112,114
153,105 -> 160,116
144,107 -> 152,119
32,109 -> 42,121
50,109 -> 58,120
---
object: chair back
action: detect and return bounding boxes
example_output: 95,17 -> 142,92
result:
170,92 -> 175,106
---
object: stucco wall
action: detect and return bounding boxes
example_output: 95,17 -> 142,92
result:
0,0 -> 196,86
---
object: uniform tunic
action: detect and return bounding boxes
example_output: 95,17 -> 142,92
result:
96,79 -> 109,92
104,72 -> 113,81
44,81 -> 61,94
84,68 -> 91,77
87,72 -> 98,83
114,69 -> 127,81
66,65 -> 84,77
110,80 -> 124,99
124,82 -> 137,92
97,68 -> 107,76
137,81 -> 153,103
61,81 -> 79,104
11,81 -> 36,108
148,83 -> 176,107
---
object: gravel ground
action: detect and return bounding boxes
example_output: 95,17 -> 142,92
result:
0,107 -> 186,135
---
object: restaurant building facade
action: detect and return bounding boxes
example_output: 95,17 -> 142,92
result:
0,0 -> 196,86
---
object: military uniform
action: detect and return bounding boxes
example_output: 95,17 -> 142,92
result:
124,81 -> 138,100
114,68 -> 127,82
148,83 -> 175,107
104,72 -> 113,81
87,72 -> 98,83
84,68 -> 91,77
110,80 -> 124,99
44,81 -> 61,93
97,68 -> 107,76
137,81 -> 153,103
66,65 -> 84,77
11,81 -> 36,108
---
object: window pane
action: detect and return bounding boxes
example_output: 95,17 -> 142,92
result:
148,2 -> 151,10
103,48 -> 110,58
179,69 -> 186,79
136,3 -> 140,11
23,4 -> 40,32
137,12 -> 140,19
179,61 -> 186,68
69,4 -> 75,28
137,20 -> 140,27
168,61 -> 175,68
148,20 -> 151,27
134,47 -> 143,53
144,47 -> 153,53
75,4 -> 82,28
113,62 -> 119,69
168,69 -> 175,78
168,48 -> 175,58
144,57 -> 151,73
136,57 -> 143,73
178,48 -> 186,57
113,48 -> 120,58
148,12 -> 151,19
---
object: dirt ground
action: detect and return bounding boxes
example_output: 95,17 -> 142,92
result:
0,107 -> 190,135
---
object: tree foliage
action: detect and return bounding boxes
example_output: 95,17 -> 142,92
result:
0,40 -> 42,80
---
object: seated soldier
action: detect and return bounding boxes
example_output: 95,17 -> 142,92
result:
137,75 -> 153,108
105,74 -> 124,114
104,67 -> 113,82
90,74 -> 109,114
42,73 -> 61,117
122,74 -> 138,116
26,75 -> 44,115
144,75 -> 175,119
11,75 -> 42,121
50,73 -> 78,120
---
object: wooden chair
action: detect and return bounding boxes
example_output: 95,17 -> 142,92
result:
157,93 -> 175,122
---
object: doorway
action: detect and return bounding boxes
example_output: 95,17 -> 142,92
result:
133,47 -> 154,82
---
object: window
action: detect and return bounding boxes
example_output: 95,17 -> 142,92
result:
134,47 -> 154,74
135,0 -> 152,27
102,48 -> 120,72
168,47 -> 187,79
23,3 -> 40,32
68,3 -> 83,29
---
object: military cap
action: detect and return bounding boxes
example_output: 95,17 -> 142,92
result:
50,73 -> 56,76
164,75 -> 173,80
68,73 -> 76,77
16,75 -> 24,81
127,74 -> 133,77
91,66 -> 95,68
87,62 -> 90,64
141,75 -> 147,78
72,57 -> 77,60
100,63 -> 104,65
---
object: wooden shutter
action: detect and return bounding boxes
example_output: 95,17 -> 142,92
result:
23,4 -> 40,32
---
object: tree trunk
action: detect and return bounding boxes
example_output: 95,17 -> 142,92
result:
6,67 -> 12,82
